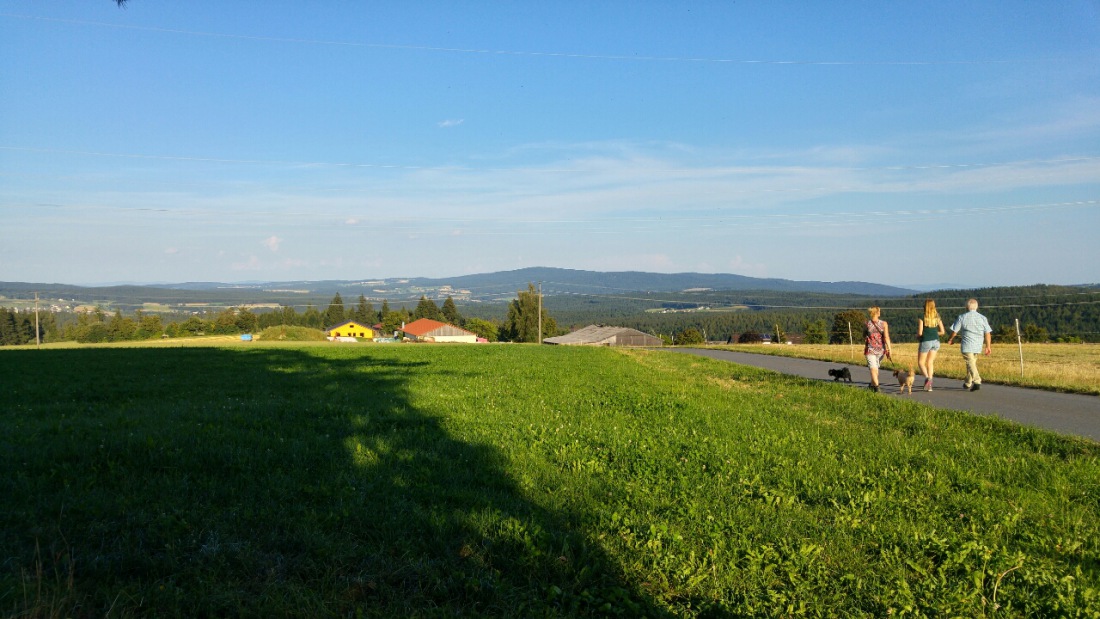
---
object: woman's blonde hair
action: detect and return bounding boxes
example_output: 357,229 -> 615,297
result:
868,306 -> 881,320
923,299 -> 940,327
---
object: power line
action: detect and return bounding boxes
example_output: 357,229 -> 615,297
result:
534,290 -> 1100,312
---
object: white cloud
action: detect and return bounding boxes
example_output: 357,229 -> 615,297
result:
438,119 -> 465,128
164,247 -> 179,255
263,236 -> 282,252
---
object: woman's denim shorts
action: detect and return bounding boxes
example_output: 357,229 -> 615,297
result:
918,340 -> 941,354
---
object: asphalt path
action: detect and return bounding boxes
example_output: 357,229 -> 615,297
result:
665,348 -> 1100,442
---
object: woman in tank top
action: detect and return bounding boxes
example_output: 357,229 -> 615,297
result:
864,306 -> 891,392
917,299 -> 945,391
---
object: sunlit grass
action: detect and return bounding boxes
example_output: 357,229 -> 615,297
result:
2,344 -> 1097,617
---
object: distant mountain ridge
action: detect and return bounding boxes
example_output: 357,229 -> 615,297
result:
403,267 -> 917,297
2,267 -> 917,303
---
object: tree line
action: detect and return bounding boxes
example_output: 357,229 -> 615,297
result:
0,284 -> 559,345
554,284 -> 1100,344
4,283 -> 1095,346
0,307 -> 52,345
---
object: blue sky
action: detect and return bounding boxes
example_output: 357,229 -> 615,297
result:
2,1 -> 1098,287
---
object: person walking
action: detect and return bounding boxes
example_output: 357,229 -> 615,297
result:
917,299 -> 945,391
864,306 -> 892,392
946,298 -> 993,391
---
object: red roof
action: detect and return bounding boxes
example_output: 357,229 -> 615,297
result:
401,318 -> 473,337
401,318 -> 449,336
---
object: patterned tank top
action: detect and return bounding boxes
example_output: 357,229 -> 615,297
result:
864,320 -> 886,355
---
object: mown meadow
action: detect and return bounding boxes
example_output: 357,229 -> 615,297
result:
2,344 -> 1098,617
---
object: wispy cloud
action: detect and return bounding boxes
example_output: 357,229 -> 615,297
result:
728,255 -> 769,277
25,141 -> 1097,238
438,119 -> 465,128
973,96 -> 1100,147
232,255 -> 262,271
588,252 -> 674,272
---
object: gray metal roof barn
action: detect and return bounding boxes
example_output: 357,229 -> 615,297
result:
543,325 -> 663,347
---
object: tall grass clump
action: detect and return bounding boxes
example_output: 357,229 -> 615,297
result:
1,344 -> 1097,617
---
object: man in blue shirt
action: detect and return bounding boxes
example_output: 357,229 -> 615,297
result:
946,298 -> 993,391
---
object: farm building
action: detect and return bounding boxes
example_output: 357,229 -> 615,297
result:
401,318 -> 479,343
543,325 -> 663,347
325,320 -> 374,339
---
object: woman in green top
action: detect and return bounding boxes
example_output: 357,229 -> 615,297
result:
917,299 -> 946,391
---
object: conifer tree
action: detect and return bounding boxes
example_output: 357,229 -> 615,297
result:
413,296 -> 443,321
0,308 -> 19,345
353,294 -> 376,324
441,296 -> 462,325
323,293 -> 346,328
281,305 -> 298,326
303,305 -> 323,330
502,283 -> 556,342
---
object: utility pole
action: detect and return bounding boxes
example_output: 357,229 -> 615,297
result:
537,282 -> 543,345
35,292 -> 41,349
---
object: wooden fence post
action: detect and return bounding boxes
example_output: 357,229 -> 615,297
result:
1015,318 -> 1024,377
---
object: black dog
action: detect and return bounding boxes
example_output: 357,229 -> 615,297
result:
828,367 -> 852,382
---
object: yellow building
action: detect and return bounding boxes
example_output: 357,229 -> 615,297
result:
326,320 -> 374,339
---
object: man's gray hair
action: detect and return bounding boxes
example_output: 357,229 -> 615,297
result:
967,298 -> 979,310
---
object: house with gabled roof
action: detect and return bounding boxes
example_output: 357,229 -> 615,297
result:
401,318 -> 478,343
325,320 -> 374,340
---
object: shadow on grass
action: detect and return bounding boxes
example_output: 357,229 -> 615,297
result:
0,347 -> 667,617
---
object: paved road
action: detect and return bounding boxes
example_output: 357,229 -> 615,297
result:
665,348 -> 1100,442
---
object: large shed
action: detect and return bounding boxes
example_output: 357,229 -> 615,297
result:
401,318 -> 479,343
543,325 -> 663,347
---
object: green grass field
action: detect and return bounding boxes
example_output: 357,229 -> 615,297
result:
2,345 -> 1098,617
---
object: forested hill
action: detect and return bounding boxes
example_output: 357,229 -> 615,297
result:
406,267 -> 917,297
544,283 -> 1100,344
1,268 -> 914,309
